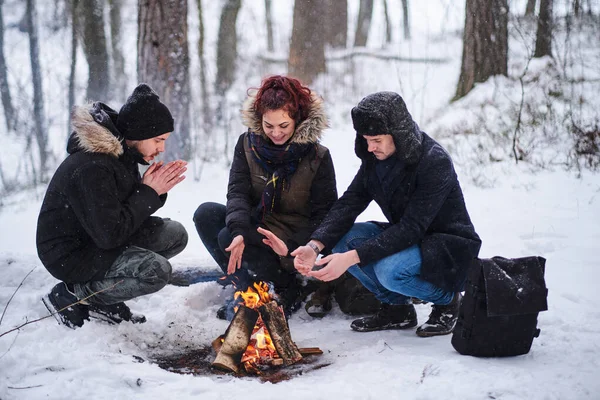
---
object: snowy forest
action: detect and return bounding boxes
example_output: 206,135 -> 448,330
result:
0,0 -> 598,194
1,0 -> 599,399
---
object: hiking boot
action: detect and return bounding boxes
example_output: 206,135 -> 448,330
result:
416,292 -> 462,337
350,303 -> 417,332
217,304 -> 229,320
88,301 -> 146,325
305,291 -> 333,318
42,282 -> 89,329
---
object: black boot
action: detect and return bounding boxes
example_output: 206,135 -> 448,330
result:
416,292 -> 462,337
350,303 -> 417,332
42,282 -> 89,329
305,289 -> 333,318
216,304 -> 231,320
88,302 -> 146,324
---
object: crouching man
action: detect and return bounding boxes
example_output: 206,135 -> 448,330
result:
293,92 -> 481,337
37,84 -> 188,328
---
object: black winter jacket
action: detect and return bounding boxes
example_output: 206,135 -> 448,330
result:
226,93 -> 337,254
311,92 -> 481,292
36,103 -> 166,283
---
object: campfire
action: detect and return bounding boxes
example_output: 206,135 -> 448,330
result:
211,282 -> 322,375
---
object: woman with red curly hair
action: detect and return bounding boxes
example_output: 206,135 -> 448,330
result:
194,75 -> 337,319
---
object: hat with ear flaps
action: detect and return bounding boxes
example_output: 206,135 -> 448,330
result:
116,83 -> 174,140
351,91 -> 423,164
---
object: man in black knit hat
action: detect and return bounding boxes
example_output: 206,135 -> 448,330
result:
292,92 -> 481,337
37,84 -> 188,329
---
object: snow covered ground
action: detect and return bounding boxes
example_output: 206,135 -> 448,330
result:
1,136 -> 599,400
1,0 -> 600,398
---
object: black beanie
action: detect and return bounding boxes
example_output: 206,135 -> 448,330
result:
116,84 -> 174,140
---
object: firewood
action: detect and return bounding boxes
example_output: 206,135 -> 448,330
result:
212,305 -> 259,374
270,358 -> 284,366
211,335 -> 224,354
258,301 -> 303,366
298,347 -> 323,356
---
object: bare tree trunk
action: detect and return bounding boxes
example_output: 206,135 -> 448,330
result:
196,0 -> 211,131
525,0 -> 537,16
108,0 -> 126,101
454,0 -> 509,100
534,0 -> 553,58
51,0 -> 69,31
265,0 -> 274,52
0,0 -> 14,131
573,0 -> 580,17
401,0 -> 410,40
354,0 -> 373,47
383,0 -> 392,44
288,0 -> 326,84
138,0 -> 191,161
215,0 -> 241,97
26,0 -> 47,180
80,0 -> 110,101
68,0 -> 79,138
325,0 -> 347,48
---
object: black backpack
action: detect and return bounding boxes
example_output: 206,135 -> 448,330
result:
452,256 -> 548,357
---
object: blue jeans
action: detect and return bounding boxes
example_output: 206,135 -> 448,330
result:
334,222 -> 453,306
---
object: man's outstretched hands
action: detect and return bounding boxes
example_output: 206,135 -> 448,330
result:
291,241 -> 322,276
308,250 -> 360,282
142,160 -> 187,195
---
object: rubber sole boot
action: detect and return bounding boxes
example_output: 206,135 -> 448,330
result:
351,303 -> 417,332
416,292 -> 462,337
88,301 -> 146,325
42,282 -> 89,329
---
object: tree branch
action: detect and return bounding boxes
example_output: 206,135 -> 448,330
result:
0,280 -> 123,339
0,267 -> 36,327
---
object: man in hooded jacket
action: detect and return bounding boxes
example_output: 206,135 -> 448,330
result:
37,84 -> 188,329
292,92 -> 481,337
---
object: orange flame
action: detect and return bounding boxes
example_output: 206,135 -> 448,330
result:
234,282 -> 279,372
233,281 -> 272,311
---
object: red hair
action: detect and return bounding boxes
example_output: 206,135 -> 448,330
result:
252,75 -> 313,124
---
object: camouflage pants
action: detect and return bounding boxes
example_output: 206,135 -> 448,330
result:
73,219 -> 188,305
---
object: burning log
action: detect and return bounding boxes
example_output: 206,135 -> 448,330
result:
259,301 -> 303,366
212,305 -> 259,374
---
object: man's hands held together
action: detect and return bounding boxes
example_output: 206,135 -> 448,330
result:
143,160 -> 187,196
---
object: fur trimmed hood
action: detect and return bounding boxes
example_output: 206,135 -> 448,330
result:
240,92 -> 328,144
68,102 -> 123,157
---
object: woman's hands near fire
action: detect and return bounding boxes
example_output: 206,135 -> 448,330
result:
257,227 -> 288,257
225,235 -> 245,274
308,250 -> 360,282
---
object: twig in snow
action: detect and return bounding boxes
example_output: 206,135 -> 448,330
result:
0,280 -> 123,339
0,267 -> 36,327
378,342 -> 394,353
7,385 -> 43,389
0,329 -> 20,359
420,364 -> 440,383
